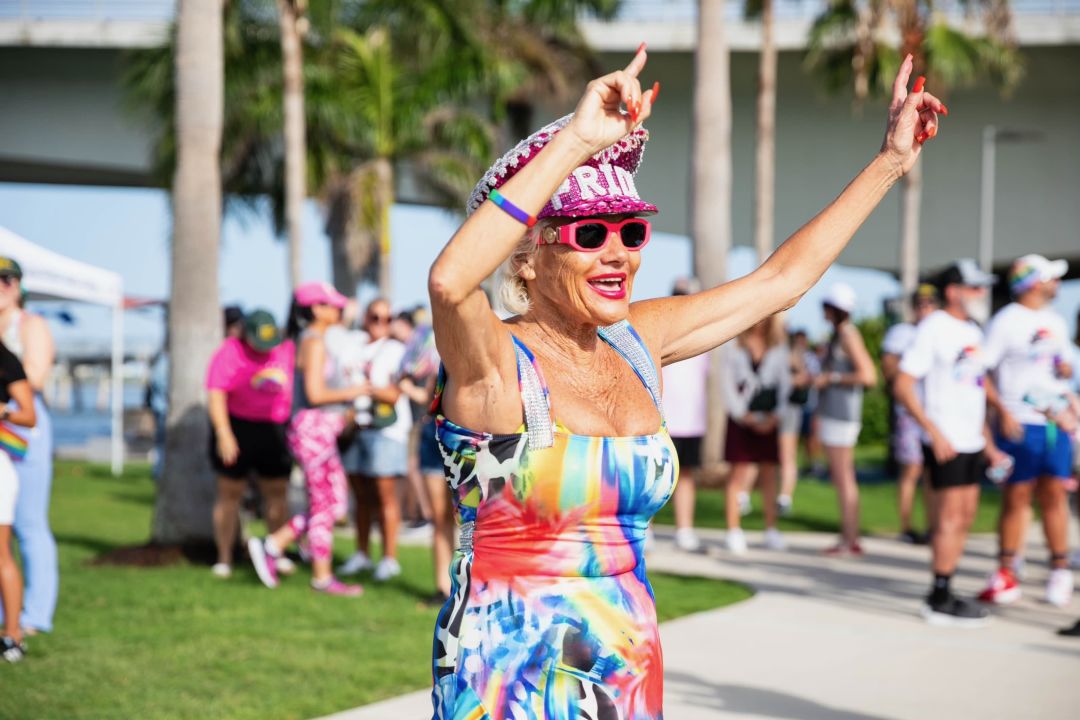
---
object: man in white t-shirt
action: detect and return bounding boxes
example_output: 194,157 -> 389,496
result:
338,298 -> 412,582
979,254 -> 1075,608
882,283 -> 939,544
895,259 -> 1006,627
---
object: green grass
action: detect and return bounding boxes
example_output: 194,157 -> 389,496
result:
1,462 -> 750,720
654,450 -> 1003,535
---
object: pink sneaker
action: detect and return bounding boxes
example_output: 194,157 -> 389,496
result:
313,577 -> 364,597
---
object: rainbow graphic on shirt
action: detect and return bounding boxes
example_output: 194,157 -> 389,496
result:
250,367 -> 288,393
954,345 -> 986,387
0,422 -> 28,461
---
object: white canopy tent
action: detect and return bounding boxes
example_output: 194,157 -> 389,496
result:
0,225 -> 124,475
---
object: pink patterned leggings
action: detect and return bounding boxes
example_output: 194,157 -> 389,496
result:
286,409 -> 347,562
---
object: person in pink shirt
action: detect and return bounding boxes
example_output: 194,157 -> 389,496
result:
206,309 -> 295,579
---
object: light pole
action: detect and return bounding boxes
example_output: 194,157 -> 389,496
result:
978,126 -> 1045,273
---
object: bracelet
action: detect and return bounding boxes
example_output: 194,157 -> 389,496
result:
488,188 -> 537,228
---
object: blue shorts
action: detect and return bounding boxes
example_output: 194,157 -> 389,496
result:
418,418 -> 443,475
341,429 -> 408,477
997,423 -> 1074,484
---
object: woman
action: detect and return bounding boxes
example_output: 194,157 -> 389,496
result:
0,338 -> 36,662
0,258 -> 56,636
428,47 -> 938,718
339,298 -> 411,582
778,328 -> 815,516
398,323 -> 454,601
248,282 -> 368,596
817,283 -> 878,557
723,316 -> 790,554
206,309 -> 295,579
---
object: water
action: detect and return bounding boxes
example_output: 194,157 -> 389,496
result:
50,384 -> 149,450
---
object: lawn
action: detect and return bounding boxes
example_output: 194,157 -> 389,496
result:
653,449 -> 1004,535
1,462 -> 751,720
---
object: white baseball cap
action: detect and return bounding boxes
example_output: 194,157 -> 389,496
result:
822,282 -> 857,315
1009,254 -> 1068,295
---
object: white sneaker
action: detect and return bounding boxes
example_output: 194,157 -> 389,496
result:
275,556 -> 297,576
725,528 -> 748,555
764,527 -> 787,551
1046,568 -> 1074,608
211,562 -> 232,579
374,557 -> 402,582
674,528 -> 702,553
777,495 -> 793,517
737,492 -> 752,517
337,551 -> 374,576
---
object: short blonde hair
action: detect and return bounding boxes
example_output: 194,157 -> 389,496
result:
496,224 -> 543,316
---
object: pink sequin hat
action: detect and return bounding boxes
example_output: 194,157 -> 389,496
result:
466,114 -> 657,219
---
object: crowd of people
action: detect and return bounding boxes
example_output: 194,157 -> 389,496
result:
204,285 -> 448,600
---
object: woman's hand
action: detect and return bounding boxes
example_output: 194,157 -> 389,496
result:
881,54 -> 947,177
565,44 -> 659,156
216,430 -> 240,467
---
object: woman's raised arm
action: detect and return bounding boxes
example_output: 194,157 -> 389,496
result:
634,54 -> 945,365
428,49 -> 658,392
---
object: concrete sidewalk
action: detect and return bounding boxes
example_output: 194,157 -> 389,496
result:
321,529 -> 1080,720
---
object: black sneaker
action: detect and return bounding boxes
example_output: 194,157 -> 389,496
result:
920,593 -> 990,628
1057,619 -> 1080,637
1,636 -> 26,663
900,529 -> 931,545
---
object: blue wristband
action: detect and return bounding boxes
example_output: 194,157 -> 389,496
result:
488,188 -> 537,228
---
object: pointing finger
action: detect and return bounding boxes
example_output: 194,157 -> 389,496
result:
624,42 -> 647,79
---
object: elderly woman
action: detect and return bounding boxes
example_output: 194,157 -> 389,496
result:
427,47 -> 940,719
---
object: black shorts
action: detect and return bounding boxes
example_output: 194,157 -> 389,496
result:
671,435 -> 703,469
922,445 -> 986,490
209,416 -> 292,480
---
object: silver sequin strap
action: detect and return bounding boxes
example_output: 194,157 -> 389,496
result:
458,520 -> 475,553
598,320 -> 664,419
515,341 -> 555,450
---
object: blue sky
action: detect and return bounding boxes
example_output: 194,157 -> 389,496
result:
0,182 -> 1076,357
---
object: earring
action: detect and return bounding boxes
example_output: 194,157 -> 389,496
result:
541,226 -> 558,245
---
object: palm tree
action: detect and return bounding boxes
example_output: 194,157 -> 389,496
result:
152,0 -> 225,545
807,0 -> 1022,305
747,0 -> 778,263
693,0 -> 733,466
278,0 -> 308,289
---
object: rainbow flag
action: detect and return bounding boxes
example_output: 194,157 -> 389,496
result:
0,422 -> 28,461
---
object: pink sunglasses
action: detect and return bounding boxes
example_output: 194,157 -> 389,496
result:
539,218 -> 652,252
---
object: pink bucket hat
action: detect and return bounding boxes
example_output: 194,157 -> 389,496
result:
466,114 -> 657,219
294,281 -> 348,309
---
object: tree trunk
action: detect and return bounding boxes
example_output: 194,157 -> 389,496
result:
692,0 -> 732,467
753,0 -> 777,263
377,159 -> 394,300
278,0 -> 306,290
898,156 -> 922,320
153,0 -> 225,545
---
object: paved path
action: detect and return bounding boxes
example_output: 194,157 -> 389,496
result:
321,528 -> 1080,720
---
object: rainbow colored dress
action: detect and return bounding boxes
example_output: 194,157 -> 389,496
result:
431,320 -> 678,720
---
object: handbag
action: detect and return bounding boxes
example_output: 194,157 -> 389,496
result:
789,386 -> 811,406
748,387 -> 779,413
369,400 -> 398,430
0,421 -> 28,461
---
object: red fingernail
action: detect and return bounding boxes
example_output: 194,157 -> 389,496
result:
916,132 -> 928,144
940,103 -> 949,116
651,81 -> 661,104
637,42 -> 647,55
913,75 -> 926,93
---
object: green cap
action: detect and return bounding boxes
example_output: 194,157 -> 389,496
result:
243,309 -> 282,352
0,257 -> 23,279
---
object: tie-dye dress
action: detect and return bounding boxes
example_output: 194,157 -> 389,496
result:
431,320 -> 678,720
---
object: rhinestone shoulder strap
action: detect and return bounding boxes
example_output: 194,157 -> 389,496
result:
511,336 -> 555,450
598,320 -> 664,419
